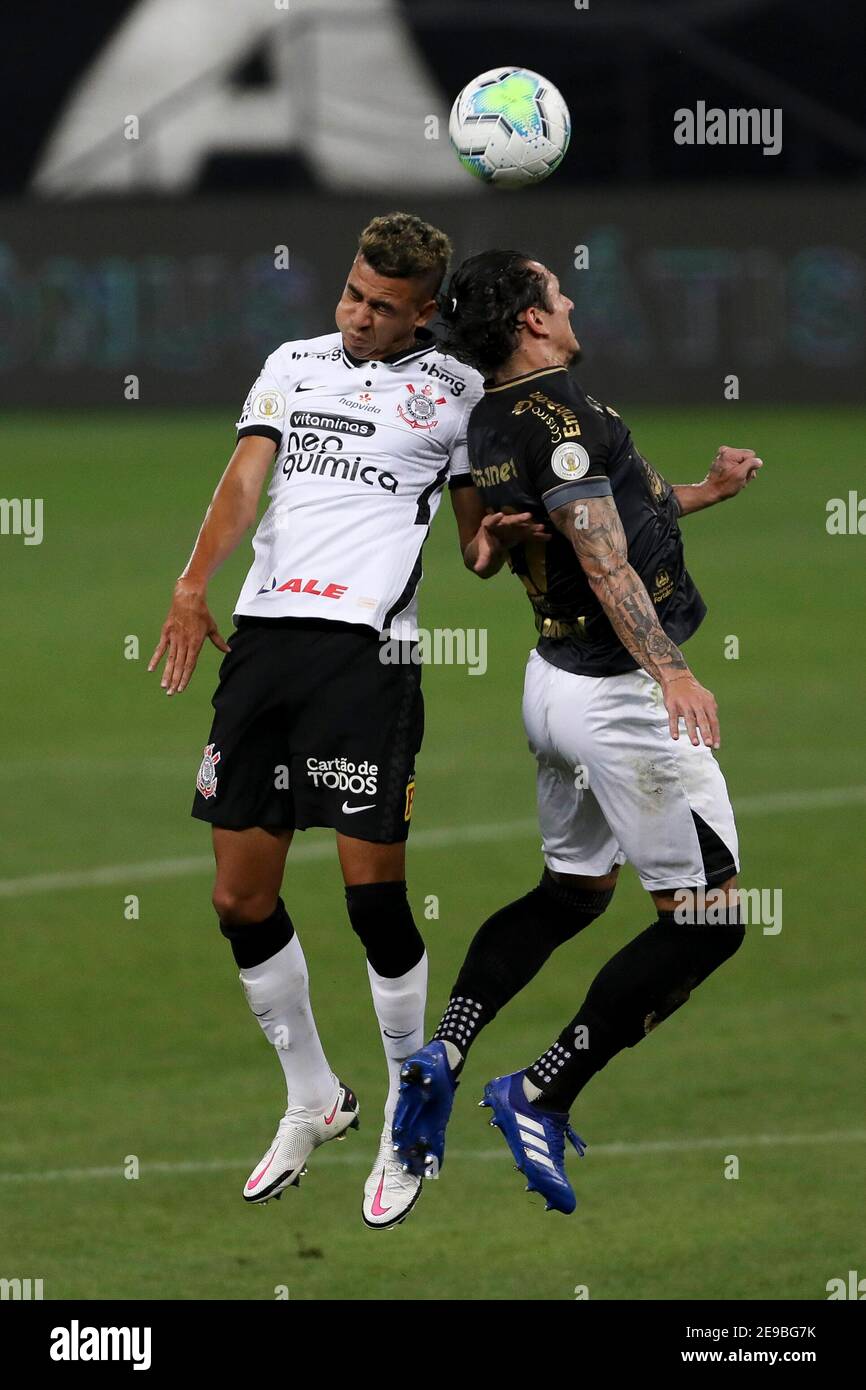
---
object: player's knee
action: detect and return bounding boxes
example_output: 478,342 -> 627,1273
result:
658,882 -> 745,955
217,896 -> 294,968
455,869 -> 613,1009
212,885 -> 279,928
583,903 -> 746,1053
547,865 -> 620,895
651,875 -> 739,919
536,867 -> 615,943
344,879 -> 425,978
640,906 -> 744,1032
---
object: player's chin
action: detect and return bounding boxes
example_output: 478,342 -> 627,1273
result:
342,331 -> 374,357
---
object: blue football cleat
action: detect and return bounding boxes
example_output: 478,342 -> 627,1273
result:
480,1072 -> 587,1214
391,1041 -> 459,1179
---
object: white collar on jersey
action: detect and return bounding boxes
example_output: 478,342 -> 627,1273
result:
341,326 -> 438,369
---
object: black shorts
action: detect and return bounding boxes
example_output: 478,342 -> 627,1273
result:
191,618 -> 423,842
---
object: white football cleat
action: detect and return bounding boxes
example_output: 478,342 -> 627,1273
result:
243,1080 -> 359,1204
362,1124 -> 423,1230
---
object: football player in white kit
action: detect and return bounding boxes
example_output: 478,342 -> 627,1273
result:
149,215 -> 538,1229
394,250 -> 763,1214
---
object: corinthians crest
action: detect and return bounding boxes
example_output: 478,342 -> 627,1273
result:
397,382 -> 446,430
196,743 -> 221,799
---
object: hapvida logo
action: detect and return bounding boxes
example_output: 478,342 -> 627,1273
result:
339,392 -> 381,414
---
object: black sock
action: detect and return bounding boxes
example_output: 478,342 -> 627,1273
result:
527,908 -> 745,1111
344,880 -> 425,977
218,898 -> 294,968
432,871 -> 613,1068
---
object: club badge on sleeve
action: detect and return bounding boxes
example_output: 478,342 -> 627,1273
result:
252,390 -> 285,421
550,442 -> 591,481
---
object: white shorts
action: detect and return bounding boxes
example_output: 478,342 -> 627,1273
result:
523,649 -> 740,892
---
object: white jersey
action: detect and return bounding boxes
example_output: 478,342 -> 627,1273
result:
233,329 -> 484,636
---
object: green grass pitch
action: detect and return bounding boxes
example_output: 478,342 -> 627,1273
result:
0,406 -> 863,1300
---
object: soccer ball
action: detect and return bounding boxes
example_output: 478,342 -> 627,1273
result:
448,67 -> 571,188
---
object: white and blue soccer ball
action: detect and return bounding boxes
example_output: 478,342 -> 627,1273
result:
448,67 -> 571,188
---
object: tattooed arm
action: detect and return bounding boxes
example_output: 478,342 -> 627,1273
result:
673,445 -> 763,516
549,495 -> 720,748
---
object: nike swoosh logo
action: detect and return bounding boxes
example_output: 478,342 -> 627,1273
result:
294,383 -> 323,392
247,1147 -> 278,1191
341,801 -> 376,815
323,1098 -> 340,1125
383,1029 -> 414,1040
371,1170 -> 392,1217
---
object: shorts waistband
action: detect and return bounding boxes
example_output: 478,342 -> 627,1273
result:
235,616 -> 380,639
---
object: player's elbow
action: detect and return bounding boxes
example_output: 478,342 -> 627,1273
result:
584,558 -> 623,590
234,489 -> 260,533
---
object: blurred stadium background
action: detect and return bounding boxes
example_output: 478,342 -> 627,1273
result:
1,0 -> 864,1302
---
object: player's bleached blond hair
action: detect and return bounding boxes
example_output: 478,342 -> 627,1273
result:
357,212 -> 452,296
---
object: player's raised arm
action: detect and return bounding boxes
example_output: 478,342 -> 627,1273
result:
673,445 -> 763,515
446,388 -> 535,578
148,434 -> 275,696
549,494 -> 720,749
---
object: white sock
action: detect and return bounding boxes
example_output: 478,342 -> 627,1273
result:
522,1075 -> 543,1103
238,935 -> 335,1113
367,953 -> 428,1127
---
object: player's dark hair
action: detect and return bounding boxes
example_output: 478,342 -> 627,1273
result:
437,250 -> 552,375
358,212 -> 452,295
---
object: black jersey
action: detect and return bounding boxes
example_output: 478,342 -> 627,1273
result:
467,366 -> 706,676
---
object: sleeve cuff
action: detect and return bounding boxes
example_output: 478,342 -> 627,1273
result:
542,477 -> 612,512
448,474 -> 475,491
237,424 -> 282,447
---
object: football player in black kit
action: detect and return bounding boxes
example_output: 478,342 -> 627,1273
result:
392,250 -> 763,1213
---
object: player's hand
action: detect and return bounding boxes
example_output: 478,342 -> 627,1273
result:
661,671 -> 720,749
467,511 -> 548,576
705,446 -> 763,501
485,511 -> 550,549
148,581 -> 231,696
